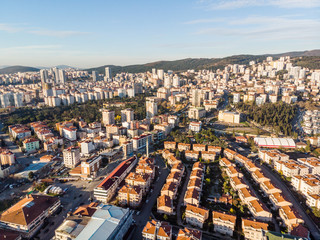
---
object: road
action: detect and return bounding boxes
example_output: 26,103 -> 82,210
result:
176,166 -> 190,225
130,155 -> 170,240
261,164 -> 320,240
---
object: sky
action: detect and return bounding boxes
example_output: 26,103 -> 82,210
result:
0,0 -> 319,68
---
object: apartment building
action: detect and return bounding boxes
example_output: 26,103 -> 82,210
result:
212,211 -> 236,236
118,185 -> 142,208
63,146 -> 80,168
185,204 -> 209,228
22,138 -> 40,152
125,172 -> 151,195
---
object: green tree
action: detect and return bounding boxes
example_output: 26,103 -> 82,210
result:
28,171 -> 34,179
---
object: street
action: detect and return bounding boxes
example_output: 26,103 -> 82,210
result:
130,155 -> 170,240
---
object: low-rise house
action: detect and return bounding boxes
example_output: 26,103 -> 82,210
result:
161,182 -> 178,199
306,194 -> 320,209
157,195 -> 174,216
242,218 -> 268,240
142,220 -> 172,240
193,144 -> 206,152
178,143 -> 191,151
167,155 -> 181,166
185,204 -> 209,229
224,148 -> 237,160
212,211 -> 236,237
244,161 -> 260,173
219,157 -> 233,168
238,187 -> 258,205
176,227 -> 202,240
269,192 -> 292,209
234,154 -> 250,166
164,141 -> 176,150
208,146 -> 222,154
252,170 -> 270,183
184,188 -> 201,206
226,166 -> 243,178
279,205 -> 304,231
201,151 -> 216,162
260,181 -> 282,195
185,150 -> 199,161
230,176 -> 248,190
247,200 -> 272,222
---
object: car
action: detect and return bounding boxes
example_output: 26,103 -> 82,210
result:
136,211 -> 140,216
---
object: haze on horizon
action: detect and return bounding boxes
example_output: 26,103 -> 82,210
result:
0,0 -> 320,68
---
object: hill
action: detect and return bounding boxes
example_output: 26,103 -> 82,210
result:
87,49 -> 320,75
0,66 -> 39,74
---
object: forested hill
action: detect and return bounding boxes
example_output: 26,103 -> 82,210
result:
87,50 -> 320,75
0,66 -> 39,74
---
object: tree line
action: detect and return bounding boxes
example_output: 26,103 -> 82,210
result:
236,101 -> 297,136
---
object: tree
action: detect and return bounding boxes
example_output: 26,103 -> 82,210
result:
163,214 -> 168,221
28,171 -> 34,179
115,115 -> 121,122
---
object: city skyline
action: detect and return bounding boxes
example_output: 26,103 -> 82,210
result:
0,0 -> 319,68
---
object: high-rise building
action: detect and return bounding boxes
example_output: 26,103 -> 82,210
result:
146,97 -> 158,118
172,75 -> 180,87
52,67 -> 59,83
164,76 -> 172,89
105,67 -> 112,79
157,69 -> 164,80
58,69 -> 66,84
121,108 -> 134,122
92,71 -> 98,81
191,89 -> 201,107
102,109 -> 115,125
40,69 -> 49,83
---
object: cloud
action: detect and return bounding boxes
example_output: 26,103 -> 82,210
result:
29,29 -> 89,37
0,45 -> 62,52
184,18 -> 225,24
194,16 -> 320,40
0,23 -> 23,33
0,23 -> 89,37
199,0 -> 320,10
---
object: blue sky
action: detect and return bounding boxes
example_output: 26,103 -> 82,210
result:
0,0 -> 319,68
